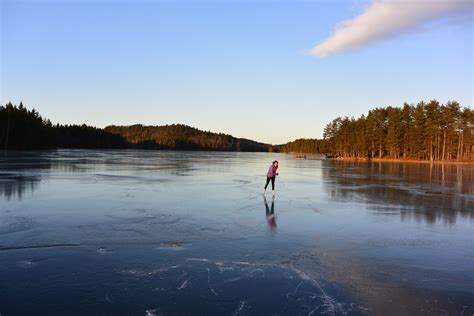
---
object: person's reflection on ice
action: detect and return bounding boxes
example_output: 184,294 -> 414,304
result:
263,196 -> 277,231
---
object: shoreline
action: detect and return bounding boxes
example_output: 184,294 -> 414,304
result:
282,152 -> 474,164
331,156 -> 474,165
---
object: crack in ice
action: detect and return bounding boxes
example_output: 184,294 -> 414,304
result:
206,268 -> 219,296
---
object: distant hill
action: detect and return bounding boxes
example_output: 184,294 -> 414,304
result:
104,124 -> 270,152
0,103 -> 271,152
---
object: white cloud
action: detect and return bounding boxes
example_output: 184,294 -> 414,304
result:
311,0 -> 473,57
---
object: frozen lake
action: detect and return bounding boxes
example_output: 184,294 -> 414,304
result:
1,150 -> 473,315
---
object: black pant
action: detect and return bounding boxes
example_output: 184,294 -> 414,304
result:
264,176 -> 275,190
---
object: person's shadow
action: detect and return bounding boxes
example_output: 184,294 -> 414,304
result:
263,196 -> 277,231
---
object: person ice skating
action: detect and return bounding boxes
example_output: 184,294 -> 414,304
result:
263,160 -> 278,197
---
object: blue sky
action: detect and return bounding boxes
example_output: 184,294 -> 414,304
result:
1,0 -> 472,144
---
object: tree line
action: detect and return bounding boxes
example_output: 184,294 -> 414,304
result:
281,100 -> 472,161
0,102 -> 268,151
279,138 -> 329,154
2,100 -> 473,161
0,102 -> 128,149
323,100 -> 473,161
0,102 -> 54,149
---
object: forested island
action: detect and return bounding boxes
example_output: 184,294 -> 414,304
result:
1,100 -> 473,161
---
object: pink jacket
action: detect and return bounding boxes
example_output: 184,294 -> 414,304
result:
267,164 -> 278,177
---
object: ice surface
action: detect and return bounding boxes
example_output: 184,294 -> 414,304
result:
0,150 -> 473,315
